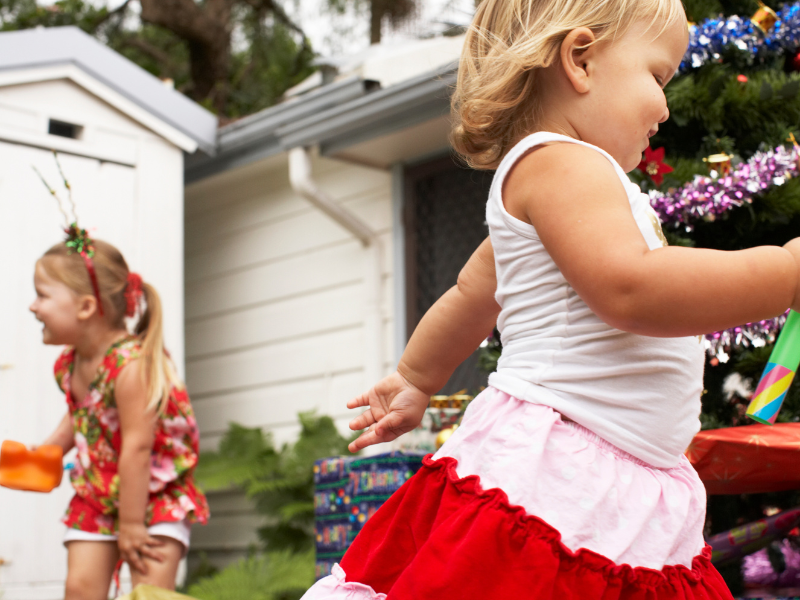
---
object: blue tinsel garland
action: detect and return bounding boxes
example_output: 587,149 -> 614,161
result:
683,3 -> 800,72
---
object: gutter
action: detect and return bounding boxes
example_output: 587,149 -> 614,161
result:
288,147 -> 384,386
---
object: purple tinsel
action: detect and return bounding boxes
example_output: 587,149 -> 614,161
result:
703,312 -> 788,360
683,2 -> 800,72
647,144 -> 798,358
649,144 -> 800,229
744,538 -> 800,588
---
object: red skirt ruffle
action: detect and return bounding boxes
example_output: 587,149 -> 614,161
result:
338,455 -> 733,599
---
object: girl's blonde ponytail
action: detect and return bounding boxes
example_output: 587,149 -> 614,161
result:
135,281 -> 180,413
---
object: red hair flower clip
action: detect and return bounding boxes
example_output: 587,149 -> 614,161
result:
125,272 -> 143,317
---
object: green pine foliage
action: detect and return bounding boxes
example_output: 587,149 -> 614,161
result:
187,412 -> 353,594
660,65 -> 800,159
187,550 -> 315,600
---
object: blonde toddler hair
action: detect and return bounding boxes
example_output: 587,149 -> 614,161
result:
40,240 -> 179,412
451,0 -> 685,169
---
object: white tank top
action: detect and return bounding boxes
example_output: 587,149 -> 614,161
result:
487,132 -> 705,469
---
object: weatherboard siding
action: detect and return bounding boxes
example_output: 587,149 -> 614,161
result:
184,154 -> 395,451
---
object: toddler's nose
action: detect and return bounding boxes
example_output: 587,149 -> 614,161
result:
659,106 -> 670,123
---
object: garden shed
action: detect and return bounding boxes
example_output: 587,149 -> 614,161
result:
183,33 -> 494,567
0,26 -> 215,599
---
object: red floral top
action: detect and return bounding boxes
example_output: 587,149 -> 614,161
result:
55,337 -> 209,534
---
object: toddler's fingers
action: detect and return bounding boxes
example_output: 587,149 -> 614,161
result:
346,392 -> 370,410
348,428 -> 381,453
349,409 -> 377,432
374,411 -> 411,440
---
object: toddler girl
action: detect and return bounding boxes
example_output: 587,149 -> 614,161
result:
30,235 -> 209,599
303,0 -> 800,598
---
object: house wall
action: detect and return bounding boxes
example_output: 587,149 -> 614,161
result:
0,78 -> 185,599
183,152 -> 395,562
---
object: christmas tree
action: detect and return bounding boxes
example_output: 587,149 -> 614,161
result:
623,1 -> 800,591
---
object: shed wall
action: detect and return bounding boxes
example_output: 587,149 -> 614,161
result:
0,78 -> 185,599
184,154 -> 395,560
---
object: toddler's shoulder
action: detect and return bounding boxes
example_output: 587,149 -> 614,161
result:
508,141 -> 620,189
503,141 -> 624,217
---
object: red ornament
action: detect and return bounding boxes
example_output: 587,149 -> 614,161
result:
637,146 -> 674,186
737,74 -> 748,83
792,50 -> 800,72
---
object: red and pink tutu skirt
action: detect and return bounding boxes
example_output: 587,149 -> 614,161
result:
302,388 -> 733,599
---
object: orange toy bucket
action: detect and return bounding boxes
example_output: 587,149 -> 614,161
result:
0,440 -> 63,493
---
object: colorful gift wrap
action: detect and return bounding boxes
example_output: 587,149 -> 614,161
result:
313,451 -> 425,579
747,310 -> 800,425
313,457 -> 349,485
706,507 -> 800,565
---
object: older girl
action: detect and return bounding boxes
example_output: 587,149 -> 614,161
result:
31,236 -> 208,599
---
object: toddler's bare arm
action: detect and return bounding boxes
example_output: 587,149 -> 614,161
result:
348,237 -> 500,451
504,143 -> 800,337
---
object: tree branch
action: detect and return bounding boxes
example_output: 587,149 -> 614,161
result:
91,0 -> 133,31
118,35 -> 183,75
139,0 -> 232,44
242,0 -> 305,38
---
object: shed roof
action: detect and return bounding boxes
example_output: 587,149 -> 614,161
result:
0,26 -> 217,154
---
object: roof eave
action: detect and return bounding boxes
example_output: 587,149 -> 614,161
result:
185,61 -> 457,183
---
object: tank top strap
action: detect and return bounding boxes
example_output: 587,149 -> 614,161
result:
490,132 -> 632,204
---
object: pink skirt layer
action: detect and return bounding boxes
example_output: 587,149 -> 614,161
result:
436,387 -> 707,568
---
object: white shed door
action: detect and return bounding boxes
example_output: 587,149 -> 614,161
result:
0,142 -> 135,599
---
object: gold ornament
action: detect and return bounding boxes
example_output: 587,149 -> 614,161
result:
436,425 -> 459,449
703,153 -> 733,177
429,389 -> 473,409
751,1 -> 778,33
788,133 -> 800,172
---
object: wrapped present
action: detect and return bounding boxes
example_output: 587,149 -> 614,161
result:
313,451 -> 425,579
707,508 -> 800,565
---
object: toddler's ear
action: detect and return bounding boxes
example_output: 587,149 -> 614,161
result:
560,27 -> 597,94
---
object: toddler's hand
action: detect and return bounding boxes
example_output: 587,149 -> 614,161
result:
347,372 -> 430,453
117,522 -> 164,575
785,238 -> 800,312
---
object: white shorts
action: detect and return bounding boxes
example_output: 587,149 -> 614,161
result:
63,520 -> 192,555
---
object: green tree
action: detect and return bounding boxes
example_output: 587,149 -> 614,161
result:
0,0 -> 316,118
